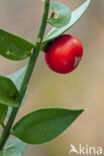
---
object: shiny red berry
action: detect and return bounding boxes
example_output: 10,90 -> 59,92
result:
45,34 -> 83,74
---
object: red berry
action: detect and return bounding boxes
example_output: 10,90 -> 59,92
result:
45,34 -> 83,74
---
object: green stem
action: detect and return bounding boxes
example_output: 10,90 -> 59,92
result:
0,0 -> 50,150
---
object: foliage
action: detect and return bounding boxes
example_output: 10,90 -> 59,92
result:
12,108 -> 84,144
0,0 -> 91,155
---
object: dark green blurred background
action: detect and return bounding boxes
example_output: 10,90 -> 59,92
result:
0,0 -> 104,155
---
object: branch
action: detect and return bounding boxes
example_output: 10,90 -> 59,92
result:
0,0 -> 50,150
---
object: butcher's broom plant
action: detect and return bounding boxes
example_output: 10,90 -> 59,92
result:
0,0 -> 91,155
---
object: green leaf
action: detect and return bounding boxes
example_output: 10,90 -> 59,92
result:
8,66 -> 27,91
0,29 -> 34,60
0,138 -> 27,156
0,104 -> 8,124
48,1 -> 71,28
0,147 -> 21,156
12,108 -> 84,144
0,76 -> 19,107
7,66 -> 27,116
4,138 -> 27,154
41,0 -> 91,51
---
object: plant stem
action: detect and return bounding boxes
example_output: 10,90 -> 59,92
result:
0,0 -> 50,150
